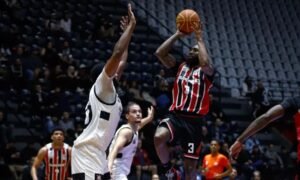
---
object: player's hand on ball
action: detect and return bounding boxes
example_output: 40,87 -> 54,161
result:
175,29 -> 187,38
229,140 -> 243,159
193,22 -> 202,40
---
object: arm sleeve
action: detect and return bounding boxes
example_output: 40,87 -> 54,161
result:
94,70 -> 116,104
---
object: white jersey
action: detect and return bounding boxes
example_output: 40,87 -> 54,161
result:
110,124 -> 138,179
72,72 -> 123,177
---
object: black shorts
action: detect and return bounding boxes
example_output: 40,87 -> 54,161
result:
159,112 -> 203,160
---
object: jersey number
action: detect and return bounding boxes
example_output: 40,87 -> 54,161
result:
188,143 -> 194,154
85,104 -> 92,127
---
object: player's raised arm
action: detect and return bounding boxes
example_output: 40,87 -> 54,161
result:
138,106 -> 154,130
104,3 -> 136,78
194,24 -> 214,76
155,30 -> 185,69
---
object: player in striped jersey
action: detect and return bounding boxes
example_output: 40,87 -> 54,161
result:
107,102 -> 155,180
154,23 -> 214,180
31,128 -> 72,180
71,3 -> 136,180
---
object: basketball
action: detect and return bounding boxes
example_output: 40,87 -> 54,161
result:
176,9 -> 200,34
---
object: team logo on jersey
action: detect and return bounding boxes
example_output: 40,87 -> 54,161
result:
100,111 -> 110,121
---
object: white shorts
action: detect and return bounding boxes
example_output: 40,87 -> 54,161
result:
72,145 -> 108,179
111,173 -> 127,180
111,164 -> 129,180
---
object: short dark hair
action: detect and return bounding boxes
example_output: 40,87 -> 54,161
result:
51,127 -> 65,135
90,63 -> 105,82
124,101 -> 139,114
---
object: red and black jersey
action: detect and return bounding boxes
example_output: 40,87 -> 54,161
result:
281,96 -> 300,161
44,143 -> 71,180
169,62 -> 214,116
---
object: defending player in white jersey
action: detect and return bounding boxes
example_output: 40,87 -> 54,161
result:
108,102 -> 155,180
71,4 -> 136,180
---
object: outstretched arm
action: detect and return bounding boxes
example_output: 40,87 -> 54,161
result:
155,30 -> 185,69
94,4 -> 136,103
115,15 -> 131,80
138,106 -> 154,130
230,104 -> 285,159
104,3 -> 136,78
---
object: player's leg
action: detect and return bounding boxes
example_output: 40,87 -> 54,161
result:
154,123 -> 171,165
183,158 -> 198,180
181,118 -> 203,180
154,115 -> 181,179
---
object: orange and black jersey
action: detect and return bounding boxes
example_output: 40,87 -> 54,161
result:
169,62 -> 214,116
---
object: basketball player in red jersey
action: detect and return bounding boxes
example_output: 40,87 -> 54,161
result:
31,128 -> 72,180
154,24 -> 214,179
230,96 -> 300,179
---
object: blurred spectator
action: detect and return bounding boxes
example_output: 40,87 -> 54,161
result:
249,145 -> 266,172
230,168 -> 238,180
20,141 -> 37,164
58,40 -> 73,67
244,137 -> 261,152
279,146 -> 295,178
44,115 -> 60,136
59,111 -> 75,132
251,170 -> 261,180
251,81 -> 271,118
242,76 -> 254,98
0,110 -> 14,147
206,93 -> 227,122
10,58 -> 23,79
155,79 -> 171,117
21,45 -> 43,82
74,124 -> 83,138
264,144 -> 284,178
3,141 -> 24,180
31,83 -> 48,117
76,64 -> 90,90
59,13 -> 72,35
236,144 -> 252,178
40,41 -> 60,70
128,81 -> 143,101
93,14 -> 116,40
201,126 -> 212,144
45,12 -> 60,33
47,86 -> 70,116
20,156 -> 41,180
64,65 -> 78,90
133,138 -> 158,180
141,88 -> 156,106
211,119 -> 229,142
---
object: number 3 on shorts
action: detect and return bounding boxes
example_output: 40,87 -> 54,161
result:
188,142 -> 194,154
